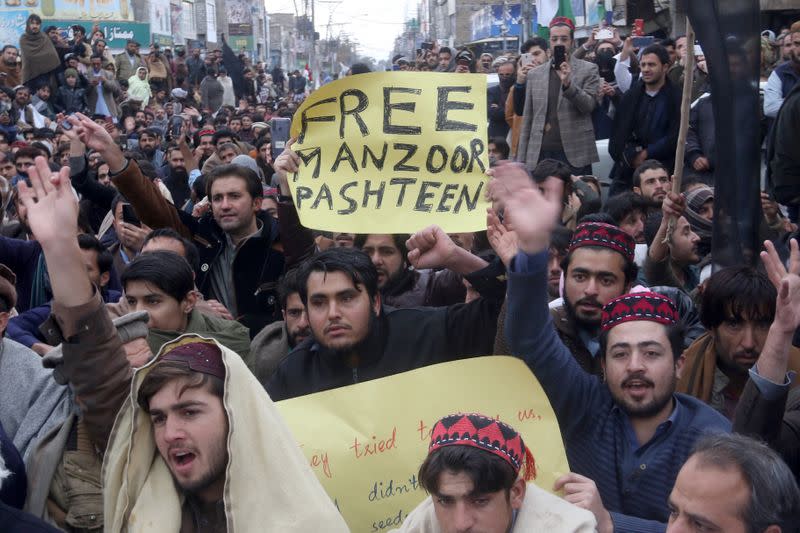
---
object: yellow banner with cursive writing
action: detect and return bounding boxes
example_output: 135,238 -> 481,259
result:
275,356 -> 569,533
287,72 -> 490,234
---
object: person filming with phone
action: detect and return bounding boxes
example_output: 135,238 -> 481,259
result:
517,17 -> 600,176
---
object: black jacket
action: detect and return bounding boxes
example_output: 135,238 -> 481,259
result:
54,85 -> 87,115
768,82 -> 800,205
110,159 -> 315,337
609,77 -> 680,170
487,84 -> 510,138
266,263 -> 506,399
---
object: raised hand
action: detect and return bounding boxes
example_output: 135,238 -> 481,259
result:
554,472 -> 613,533
485,161 -> 561,255
17,156 -> 77,245
66,113 -> 125,172
761,239 -> 800,334
487,208 -> 518,268
406,225 -> 459,271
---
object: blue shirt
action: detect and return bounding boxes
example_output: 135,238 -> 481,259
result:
506,251 -> 731,533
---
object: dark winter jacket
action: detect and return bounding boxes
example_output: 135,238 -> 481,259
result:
54,85 -> 87,115
266,262 -> 506,401
110,159 -> 315,337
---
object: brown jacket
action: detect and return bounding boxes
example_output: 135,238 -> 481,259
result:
25,291 -> 130,531
0,62 -> 21,89
733,379 -> 800,481
505,86 -> 523,158
678,332 -> 800,419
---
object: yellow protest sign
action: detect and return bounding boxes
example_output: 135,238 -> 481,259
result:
287,72 -> 490,234
275,356 -> 569,533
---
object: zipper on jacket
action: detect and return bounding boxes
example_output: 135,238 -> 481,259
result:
352,367 -> 358,384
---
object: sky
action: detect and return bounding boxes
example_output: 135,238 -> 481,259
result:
267,0 -> 411,60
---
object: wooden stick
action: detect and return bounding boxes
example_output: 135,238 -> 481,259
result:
663,16 -> 695,244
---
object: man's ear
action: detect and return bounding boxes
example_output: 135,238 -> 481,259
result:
372,292 -> 381,316
0,311 -> 9,336
633,186 -> 642,196
674,353 -> 686,380
253,196 -> 263,212
182,290 -> 198,314
509,478 -> 526,510
100,271 -> 110,289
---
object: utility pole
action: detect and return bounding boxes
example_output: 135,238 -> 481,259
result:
501,0 -> 510,53
521,0 -> 531,48
310,0 -> 316,88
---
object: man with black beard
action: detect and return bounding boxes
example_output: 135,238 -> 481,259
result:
494,160 -> 730,530
551,220 -> 638,376
266,245 -> 504,401
250,268 -> 311,385
135,128 -> 166,177
162,145 -> 191,209
353,230 -> 480,308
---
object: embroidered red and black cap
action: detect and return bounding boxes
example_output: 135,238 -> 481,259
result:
549,16 -> 575,30
429,413 -> 536,481
568,221 -> 636,263
601,292 -> 679,332
160,338 -> 225,381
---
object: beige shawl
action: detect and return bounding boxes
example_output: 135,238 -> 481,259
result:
102,334 -> 349,532
392,483 -> 596,533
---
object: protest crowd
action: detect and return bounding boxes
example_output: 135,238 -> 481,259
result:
0,7 -> 800,533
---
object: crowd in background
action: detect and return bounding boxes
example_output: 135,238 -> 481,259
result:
0,10 -> 798,533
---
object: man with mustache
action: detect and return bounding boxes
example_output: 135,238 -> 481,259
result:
645,192 -> 702,292
678,266 -> 800,419
250,268 -> 311,385
549,220 -> 639,376
491,161 -> 729,531
266,244 -> 504,401
353,231 -> 472,308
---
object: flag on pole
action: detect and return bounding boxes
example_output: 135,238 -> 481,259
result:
586,0 -> 613,26
536,0 -> 575,38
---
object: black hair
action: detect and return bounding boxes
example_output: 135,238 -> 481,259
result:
121,250 -> 194,303
278,267 -> 304,310
298,247 -> 379,305
142,227 -> 200,274
192,174 -> 207,202
641,43 -> 670,65
575,197 -> 602,221
560,243 -> 639,286
353,233 -> 410,265
439,46 -> 452,55
419,445 -> 517,497
602,191 -> 649,226
77,233 -> 112,274
700,266 -> 776,330
1,45 -> 17,53
599,321 -> 686,361
26,14 -> 42,25
549,226 -> 573,255
660,37 -> 676,49
577,212 -> 616,225
632,159 -> 668,188
521,36 -> 548,53
205,163 -> 263,200
531,158 -> 573,202
212,128 -> 238,145
350,63 -> 372,75
489,137 -> 510,160
139,127 -> 161,140
531,158 -> 572,185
